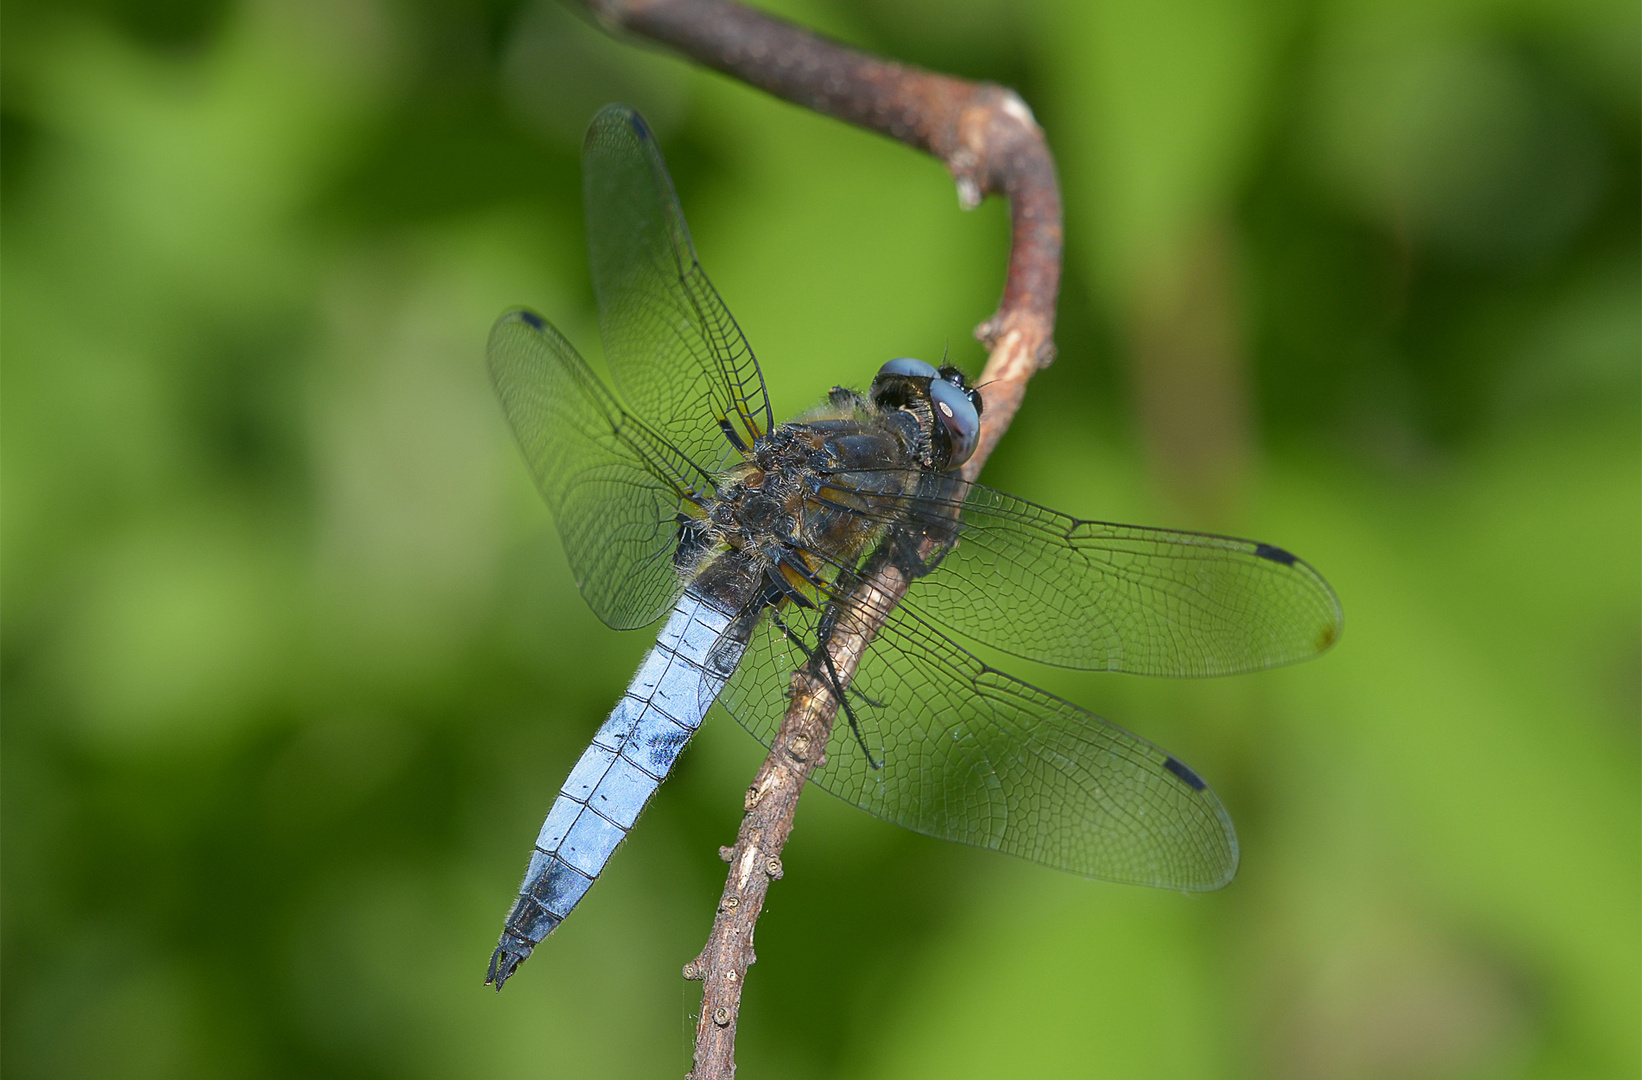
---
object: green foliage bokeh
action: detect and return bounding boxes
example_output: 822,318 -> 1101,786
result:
3,0 -> 1637,1077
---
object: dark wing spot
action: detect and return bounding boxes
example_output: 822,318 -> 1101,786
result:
627,108 -> 651,139
1163,756 -> 1208,791
519,311 -> 544,330
1253,542 -> 1297,566
1317,623 -> 1339,652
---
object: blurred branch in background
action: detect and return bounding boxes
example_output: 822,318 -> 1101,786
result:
575,1 -> 1061,1075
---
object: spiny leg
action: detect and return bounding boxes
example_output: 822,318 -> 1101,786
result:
765,605 -> 883,710
767,608 -> 883,770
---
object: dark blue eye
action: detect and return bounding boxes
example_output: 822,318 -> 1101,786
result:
928,377 -> 980,467
878,357 -> 939,379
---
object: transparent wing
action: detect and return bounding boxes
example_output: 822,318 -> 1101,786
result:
717,598 -> 1238,889
487,309 -> 712,630
814,473 -> 1343,676
583,104 -> 773,473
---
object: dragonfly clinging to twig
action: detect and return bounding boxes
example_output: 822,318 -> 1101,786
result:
484,105 -> 1341,989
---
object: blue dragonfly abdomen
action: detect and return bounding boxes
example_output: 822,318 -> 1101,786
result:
487,590 -> 744,988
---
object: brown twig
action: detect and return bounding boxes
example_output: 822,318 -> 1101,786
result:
577,2 -> 1062,1075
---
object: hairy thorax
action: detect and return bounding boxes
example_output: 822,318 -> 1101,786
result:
684,391 -> 926,610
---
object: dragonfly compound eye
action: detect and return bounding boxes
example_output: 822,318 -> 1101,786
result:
877,357 -> 939,379
936,365 -> 984,419
928,376 -> 980,467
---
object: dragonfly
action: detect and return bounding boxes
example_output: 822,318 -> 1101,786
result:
484,104 -> 1341,989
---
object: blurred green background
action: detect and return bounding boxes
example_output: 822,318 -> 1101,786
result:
3,0 -> 1637,1077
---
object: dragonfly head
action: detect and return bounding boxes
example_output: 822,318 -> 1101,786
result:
870,358 -> 983,470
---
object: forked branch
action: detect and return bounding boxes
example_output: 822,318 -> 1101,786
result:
576,2 -> 1062,1075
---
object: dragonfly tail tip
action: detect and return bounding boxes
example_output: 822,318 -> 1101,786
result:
485,942 -> 527,991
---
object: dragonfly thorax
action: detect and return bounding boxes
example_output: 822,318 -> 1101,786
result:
706,426 -> 822,550
685,400 -> 929,610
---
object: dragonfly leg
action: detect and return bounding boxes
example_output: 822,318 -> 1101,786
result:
770,608 -> 883,770
766,608 -> 884,710
763,563 -> 817,610
820,645 -> 883,770
887,524 -> 953,577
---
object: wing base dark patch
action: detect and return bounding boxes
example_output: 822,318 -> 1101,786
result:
718,417 -> 750,453
1163,756 -> 1208,791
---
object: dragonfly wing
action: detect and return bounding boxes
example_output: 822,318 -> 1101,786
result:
717,598 -> 1238,890
819,474 -> 1343,676
583,104 -> 773,474
488,309 -> 711,630
934,484 -> 1341,675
